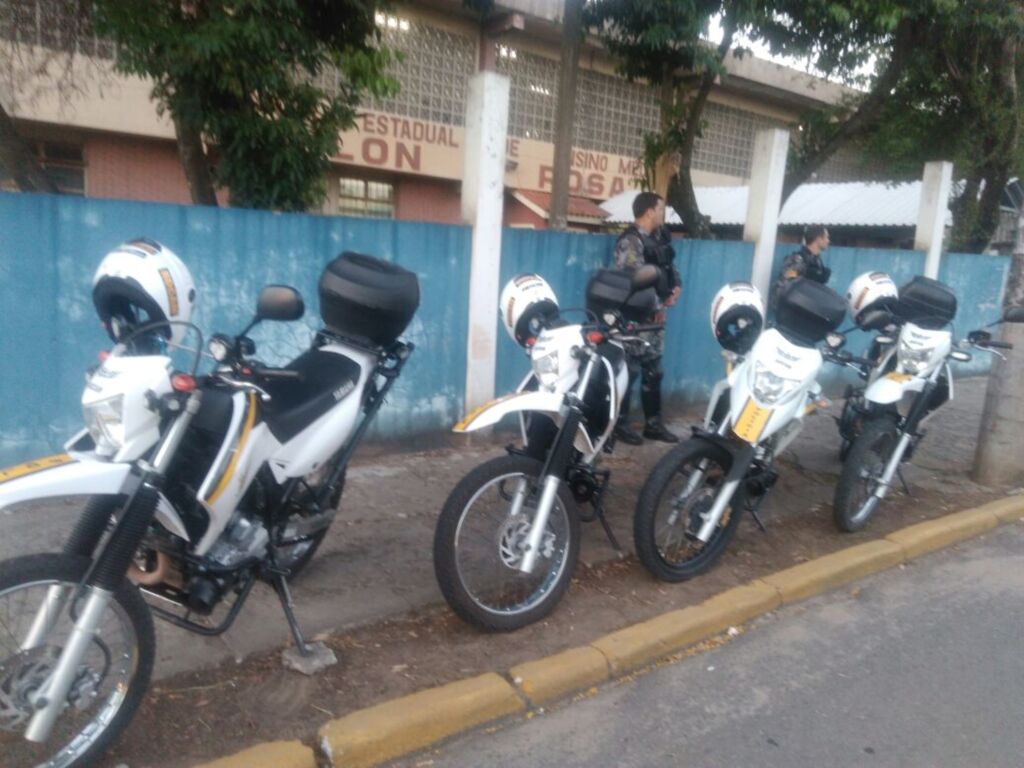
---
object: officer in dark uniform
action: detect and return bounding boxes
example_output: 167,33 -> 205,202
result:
612,191 -> 682,444
771,225 -> 832,307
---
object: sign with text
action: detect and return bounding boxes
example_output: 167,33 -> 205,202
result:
336,111 -> 641,199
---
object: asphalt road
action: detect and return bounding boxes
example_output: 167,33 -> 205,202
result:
397,522 -> 1024,768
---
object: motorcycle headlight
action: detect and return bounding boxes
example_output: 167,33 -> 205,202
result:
531,349 -> 561,389
898,338 -> 935,374
751,361 -> 802,405
84,395 -> 124,455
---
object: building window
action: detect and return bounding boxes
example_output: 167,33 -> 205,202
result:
692,101 -> 787,179
337,177 -> 395,218
0,0 -> 115,58
498,48 -> 560,143
318,19 -> 476,126
0,140 -> 85,195
574,68 -> 660,156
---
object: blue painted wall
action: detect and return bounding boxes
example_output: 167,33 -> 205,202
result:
0,192 -> 470,464
0,192 -> 1010,463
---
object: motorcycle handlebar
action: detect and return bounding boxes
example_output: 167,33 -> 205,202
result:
978,340 -> 1013,350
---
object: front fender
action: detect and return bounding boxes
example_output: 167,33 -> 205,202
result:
0,453 -> 191,542
0,454 -> 133,510
454,391 -> 565,433
865,373 -> 925,405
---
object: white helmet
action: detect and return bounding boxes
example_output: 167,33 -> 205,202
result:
92,238 -> 196,347
710,281 -> 764,354
846,271 -> 897,329
500,274 -> 559,347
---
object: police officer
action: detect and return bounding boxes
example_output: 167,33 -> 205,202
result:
612,192 -> 682,445
771,225 -> 831,307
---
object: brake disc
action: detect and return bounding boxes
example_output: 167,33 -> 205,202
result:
0,647 -> 58,731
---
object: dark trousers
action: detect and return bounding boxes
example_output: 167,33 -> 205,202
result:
618,354 -> 664,426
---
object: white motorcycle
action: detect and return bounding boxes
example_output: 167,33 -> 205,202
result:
634,278 -> 849,582
0,249 -> 418,767
833,276 -> 1024,532
433,267 -> 661,631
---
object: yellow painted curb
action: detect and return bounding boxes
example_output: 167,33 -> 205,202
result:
591,580 -> 781,675
886,507 -> 999,560
760,540 -> 905,604
194,740 -> 316,768
975,495 -> 1024,523
510,646 -> 609,706
318,672 -> 524,768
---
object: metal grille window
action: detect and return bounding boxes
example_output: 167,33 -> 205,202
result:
336,177 -> 395,219
814,143 -> 889,183
497,48 -> 559,142
0,0 -> 114,58
365,17 -> 476,126
574,69 -> 659,156
692,101 -> 786,179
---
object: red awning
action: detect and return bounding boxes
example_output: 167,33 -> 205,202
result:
511,189 -> 609,223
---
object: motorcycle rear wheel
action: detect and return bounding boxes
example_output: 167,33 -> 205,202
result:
0,553 -> 154,768
433,455 -> 579,632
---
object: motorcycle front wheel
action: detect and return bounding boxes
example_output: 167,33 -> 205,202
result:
0,553 -> 154,768
634,438 -> 741,582
433,455 -> 579,632
833,417 -> 900,532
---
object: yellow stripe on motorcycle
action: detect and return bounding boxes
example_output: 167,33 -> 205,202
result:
733,398 -> 772,444
0,454 -> 74,485
885,372 -> 914,383
453,393 -> 519,433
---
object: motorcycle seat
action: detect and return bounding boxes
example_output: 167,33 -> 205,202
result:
263,348 -> 362,443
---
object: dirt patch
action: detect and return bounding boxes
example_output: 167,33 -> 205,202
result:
98,455 -> 1003,768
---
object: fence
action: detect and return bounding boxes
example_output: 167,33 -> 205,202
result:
0,192 -> 1010,464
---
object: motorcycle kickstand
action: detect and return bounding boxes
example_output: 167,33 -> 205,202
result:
589,473 -> 623,555
747,493 -> 769,533
897,468 -> 912,497
271,572 -> 338,674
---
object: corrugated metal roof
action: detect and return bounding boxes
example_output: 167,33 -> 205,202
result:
601,182 -> 955,228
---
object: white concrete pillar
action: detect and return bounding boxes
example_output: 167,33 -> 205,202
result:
744,128 -> 790,297
461,71 -> 510,412
914,161 -> 954,278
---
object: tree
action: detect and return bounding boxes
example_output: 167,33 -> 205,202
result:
586,0 -> 735,238
91,0 -> 398,210
550,0 -> 585,231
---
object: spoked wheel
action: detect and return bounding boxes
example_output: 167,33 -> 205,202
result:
834,417 -> 900,532
433,455 -> 579,632
634,439 -> 741,582
0,554 -> 154,768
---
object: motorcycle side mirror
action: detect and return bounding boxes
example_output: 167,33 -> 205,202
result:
1003,306 -> 1024,323
256,285 -> 305,322
875,335 -> 896,346
825,332 -> 846,350
630,264 -> 661,292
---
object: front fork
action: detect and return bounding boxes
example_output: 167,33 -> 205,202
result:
24,390 -> 202,743
864,371 -> 941,508
518,353 -> 596,575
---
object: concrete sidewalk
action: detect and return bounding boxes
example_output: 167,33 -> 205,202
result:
0,378 -> 996,678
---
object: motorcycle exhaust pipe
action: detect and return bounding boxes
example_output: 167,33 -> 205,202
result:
128,550 -> 171,586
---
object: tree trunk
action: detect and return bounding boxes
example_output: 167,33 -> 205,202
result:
781,19 -> 917,202
173,115 -> 218,206
664,16 -> 735,238
973,31 -> 1023,485
0,102 -> 58,193
549,0 -> 584,231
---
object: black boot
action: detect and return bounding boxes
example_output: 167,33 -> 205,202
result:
614,424 -> 643,446
640,383 -> 677,442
